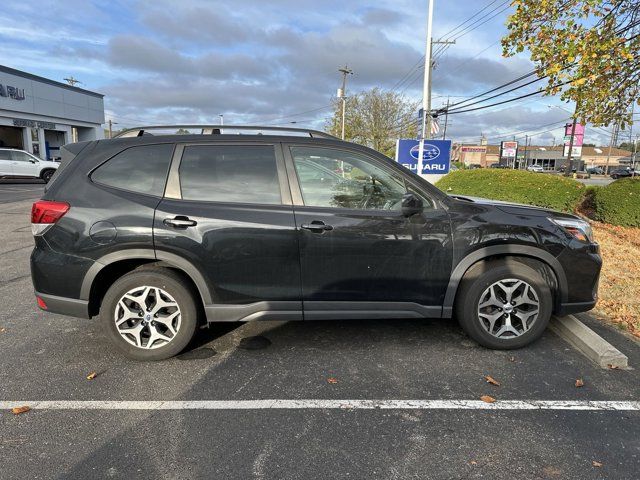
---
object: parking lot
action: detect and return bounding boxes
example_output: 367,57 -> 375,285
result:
0,182 -> 639,479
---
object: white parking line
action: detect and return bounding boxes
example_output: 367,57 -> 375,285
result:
1,400 -> 639,411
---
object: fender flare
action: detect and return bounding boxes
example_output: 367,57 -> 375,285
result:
442,245 -> 568,314
80,249 -> 213,305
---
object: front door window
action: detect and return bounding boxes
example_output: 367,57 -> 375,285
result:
290,146 -> 413,210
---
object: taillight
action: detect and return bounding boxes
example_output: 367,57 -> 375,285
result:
31,200 -> 69,235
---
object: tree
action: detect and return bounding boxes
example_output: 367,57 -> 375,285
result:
325,88 -> 419,157
502,0 -> 640,128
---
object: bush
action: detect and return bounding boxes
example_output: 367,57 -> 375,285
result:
435,169 -> 585,213
592,178 -> 640,227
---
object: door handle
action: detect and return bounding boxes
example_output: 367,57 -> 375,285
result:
300,220 -> 333,233
163,216 -> 197,228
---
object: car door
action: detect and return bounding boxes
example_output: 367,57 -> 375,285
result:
0,150 -> 13,176
154,141 -> 302,318
284,144 -> 453,319
10,150 -> 39,177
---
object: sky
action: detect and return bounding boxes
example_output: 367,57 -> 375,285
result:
0,0 -> 621,146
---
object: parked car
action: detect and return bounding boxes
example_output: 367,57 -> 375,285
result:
31,125 -> 602,360
610,168 -> 635,179
490,163 -> 508,169
526,165 -> 544,173
0,148 -> 59,182
587,167 -> 604,175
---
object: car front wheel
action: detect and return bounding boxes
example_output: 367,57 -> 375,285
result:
100,266 -> 199,361
455,259 -> 552,349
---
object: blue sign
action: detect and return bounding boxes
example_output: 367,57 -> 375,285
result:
396,139 -> 451,175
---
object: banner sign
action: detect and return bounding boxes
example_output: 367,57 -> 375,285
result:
395,139 -> 451,175
565,123 -> 585,147
563,145 -> 583,157
500,141 -> 518,159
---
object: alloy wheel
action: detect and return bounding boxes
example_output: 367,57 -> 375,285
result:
477,278 -> 540,339
114,286 -> 181,349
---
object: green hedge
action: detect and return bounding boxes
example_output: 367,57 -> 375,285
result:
592,178 -> 640,227
435,169 -> 585,213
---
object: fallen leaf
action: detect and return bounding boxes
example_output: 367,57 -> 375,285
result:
508,356 -> 515,362
327,377 -> 338,384
485,375 -> 501,386
470,460 -> 478,466
480,395 -> 496,403
11,406 -> 30,415
575,378 -> 584,388
592,461 -> 603,468
86,372 -> 98,380
607,364 -> 620,370
0,328 -> 5,333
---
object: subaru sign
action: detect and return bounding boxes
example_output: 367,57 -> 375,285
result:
396,139 -> 451,175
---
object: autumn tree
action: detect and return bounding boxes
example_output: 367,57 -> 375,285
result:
502,0 -> 640,128
325,88 -> 419,157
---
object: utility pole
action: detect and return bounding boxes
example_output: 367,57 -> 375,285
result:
524,134 -> 529,169
564,103 -> 579,177
632,135 -> 638,177
337,66 -> 353,140
441,96 -> 450,140
605,121 -> 620,175
108,119 -> 118,139
417,0 -> 435,176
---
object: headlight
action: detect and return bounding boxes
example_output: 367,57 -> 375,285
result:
549,217 -> 594,243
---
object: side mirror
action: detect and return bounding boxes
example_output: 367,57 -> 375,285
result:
401,192 -> 424,217
29,159 -> 37,164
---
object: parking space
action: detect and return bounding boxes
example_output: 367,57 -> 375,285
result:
0,191 -> 639,479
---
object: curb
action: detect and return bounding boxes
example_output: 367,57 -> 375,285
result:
550,315 -> 629,369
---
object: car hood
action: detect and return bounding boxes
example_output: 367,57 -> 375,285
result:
448,194 -> 576,218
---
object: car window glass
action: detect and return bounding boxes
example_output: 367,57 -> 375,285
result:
91,144 -> 174,196
11,151 -> 33,162
291,146 -> 412,210
0,150 -> 12,160
179,145 -> 281,204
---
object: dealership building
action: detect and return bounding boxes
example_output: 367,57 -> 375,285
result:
0,65 -> 104,161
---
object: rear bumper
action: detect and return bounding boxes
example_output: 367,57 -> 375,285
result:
35,291 -> 90,319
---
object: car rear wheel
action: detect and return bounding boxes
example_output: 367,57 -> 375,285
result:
455,259 -> 552,349
100,267 -> 199,361
41,169 -> 55,183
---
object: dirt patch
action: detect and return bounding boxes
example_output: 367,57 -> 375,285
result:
592,222 -> 640,338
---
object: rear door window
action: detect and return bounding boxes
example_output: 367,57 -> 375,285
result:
178,145 -> 282,204
91,144 -> 174,196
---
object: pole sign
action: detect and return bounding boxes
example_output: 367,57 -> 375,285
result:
395,139 -> 451,175
500,141 -> 518,159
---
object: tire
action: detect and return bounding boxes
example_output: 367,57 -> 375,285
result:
41,169 -> 55,183
100,266 -> 199,361
455,259 -> 552,350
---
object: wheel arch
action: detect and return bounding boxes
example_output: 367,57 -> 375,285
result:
81,249 -> 213,317
442,245 -> 568,317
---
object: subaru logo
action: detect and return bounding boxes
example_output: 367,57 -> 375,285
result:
410,143 -> 440,161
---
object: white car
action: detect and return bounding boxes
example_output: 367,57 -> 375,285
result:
0,148 -> 59,183
526,164 -> 544,173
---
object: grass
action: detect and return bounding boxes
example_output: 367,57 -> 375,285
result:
435,169 -> 586,213
591,223 -> 640,338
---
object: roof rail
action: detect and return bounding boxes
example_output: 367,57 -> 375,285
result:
113,125 -> 338,140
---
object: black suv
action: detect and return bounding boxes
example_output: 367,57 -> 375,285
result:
30,126 -> 601,360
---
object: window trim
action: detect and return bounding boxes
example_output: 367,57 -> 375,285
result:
283,143 -> 438,212
89,143 -> 176,199
164,141 -> 292,206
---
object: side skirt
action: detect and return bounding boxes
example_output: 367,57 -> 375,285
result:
204,301 -> 443,322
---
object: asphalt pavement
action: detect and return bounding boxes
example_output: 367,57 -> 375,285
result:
0,183 -> 638,479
